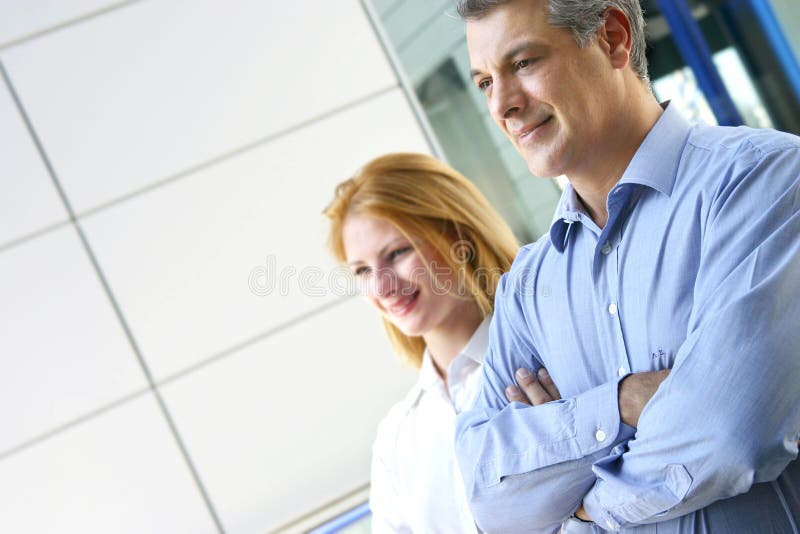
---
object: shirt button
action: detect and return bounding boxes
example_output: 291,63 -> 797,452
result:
618,367 -> 627,377
595,429 -> 607,442
608,303 -> 618,315
601,242 -> 612,255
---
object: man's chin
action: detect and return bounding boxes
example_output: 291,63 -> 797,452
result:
525,160 -> 560,179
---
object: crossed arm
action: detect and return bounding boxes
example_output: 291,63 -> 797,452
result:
506,366 -> 671,522
457,148 -> 800,532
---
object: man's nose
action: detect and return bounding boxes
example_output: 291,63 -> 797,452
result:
490,77 -> 524,122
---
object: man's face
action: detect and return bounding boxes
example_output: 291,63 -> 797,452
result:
466,0 -> 617,179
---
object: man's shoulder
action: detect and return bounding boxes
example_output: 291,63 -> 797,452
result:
509,234 -> 552,274
679,124 -> 800,200
492,235 -> 553,313
687,123 -> 800,158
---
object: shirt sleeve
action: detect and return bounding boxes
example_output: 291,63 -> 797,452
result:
583,143 -> 800,530
455,270 -> 636,533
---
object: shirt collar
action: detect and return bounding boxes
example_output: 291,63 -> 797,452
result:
549,102 -> 691,252
617,101 -> 690,196
416,315 -> 491,393
460,315 -> 491,365
548,186 -> 583,253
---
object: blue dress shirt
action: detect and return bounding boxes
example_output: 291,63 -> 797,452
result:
455,103 -> 800,533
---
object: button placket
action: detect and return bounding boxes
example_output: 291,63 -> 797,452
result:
603,228 -> 632,383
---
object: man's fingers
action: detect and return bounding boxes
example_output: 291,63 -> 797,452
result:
505,384 -> 530,405
537,367 -> 562,400
516,368 -> 552,405
506,367 -> 561,406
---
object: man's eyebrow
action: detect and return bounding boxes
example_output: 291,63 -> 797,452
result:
469,40 -> 546,79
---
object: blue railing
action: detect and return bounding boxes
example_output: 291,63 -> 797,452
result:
655,0 -> 744,126
735,0 -> 800,105
307,502 -> 371,534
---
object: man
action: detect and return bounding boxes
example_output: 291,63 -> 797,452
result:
453,0 -> 800,532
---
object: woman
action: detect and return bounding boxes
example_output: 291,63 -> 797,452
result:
324,153 -> 519,532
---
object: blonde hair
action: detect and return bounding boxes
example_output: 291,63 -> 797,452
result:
324,153 -> 519,369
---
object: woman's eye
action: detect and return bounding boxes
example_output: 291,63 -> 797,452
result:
353,266 -> 369,276
388,247 -> 411,260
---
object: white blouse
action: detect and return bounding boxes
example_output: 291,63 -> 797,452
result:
369,317 -> 490,533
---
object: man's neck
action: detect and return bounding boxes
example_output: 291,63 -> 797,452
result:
569,97 -> 664,229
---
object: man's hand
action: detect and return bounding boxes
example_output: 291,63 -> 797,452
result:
506,367 -> 561,405
504,367 -> 672,526
618,369 -> 671,427
507,369 -> 596,525
506,367 -> 672,425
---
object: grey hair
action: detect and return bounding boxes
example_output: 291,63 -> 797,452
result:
456,0 -> 650,84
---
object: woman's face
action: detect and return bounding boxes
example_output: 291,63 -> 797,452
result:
342,213 -> 469,338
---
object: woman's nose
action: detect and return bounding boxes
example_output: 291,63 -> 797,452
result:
369,267 -> 398,297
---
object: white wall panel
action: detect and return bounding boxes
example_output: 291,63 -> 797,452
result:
81,88 -> 429,380
0,394 -> 217,534
0,225 -> 146,454
1,0 -> 396,213
0,74 -> 66,248
161,297 -> 417,533
0,0 -> 124,47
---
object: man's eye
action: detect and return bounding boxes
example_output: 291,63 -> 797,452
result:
476,78 -> 492,92
515,58 -> 533,70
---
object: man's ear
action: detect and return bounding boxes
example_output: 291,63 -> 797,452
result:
598,7 -> 633,70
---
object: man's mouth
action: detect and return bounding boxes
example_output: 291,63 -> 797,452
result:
511,116 -> 553,142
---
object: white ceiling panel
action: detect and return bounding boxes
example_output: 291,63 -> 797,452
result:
0,225 -> 146,454
80,88 -> 430,380
0,70 -> 67,248
1,0 -> 396,212
0,0 -> 125,48
161,297 -> 417,533
0,394 -> 218,534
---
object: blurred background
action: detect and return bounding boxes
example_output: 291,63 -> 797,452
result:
1,0 -> 798,532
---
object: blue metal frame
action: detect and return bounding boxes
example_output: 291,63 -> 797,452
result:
655,0 -> 744,126
735,0 -> 800,105
308,502 -> 371,534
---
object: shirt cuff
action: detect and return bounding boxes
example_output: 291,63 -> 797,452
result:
583,444 -> 693,530
574,376 -> 629,455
